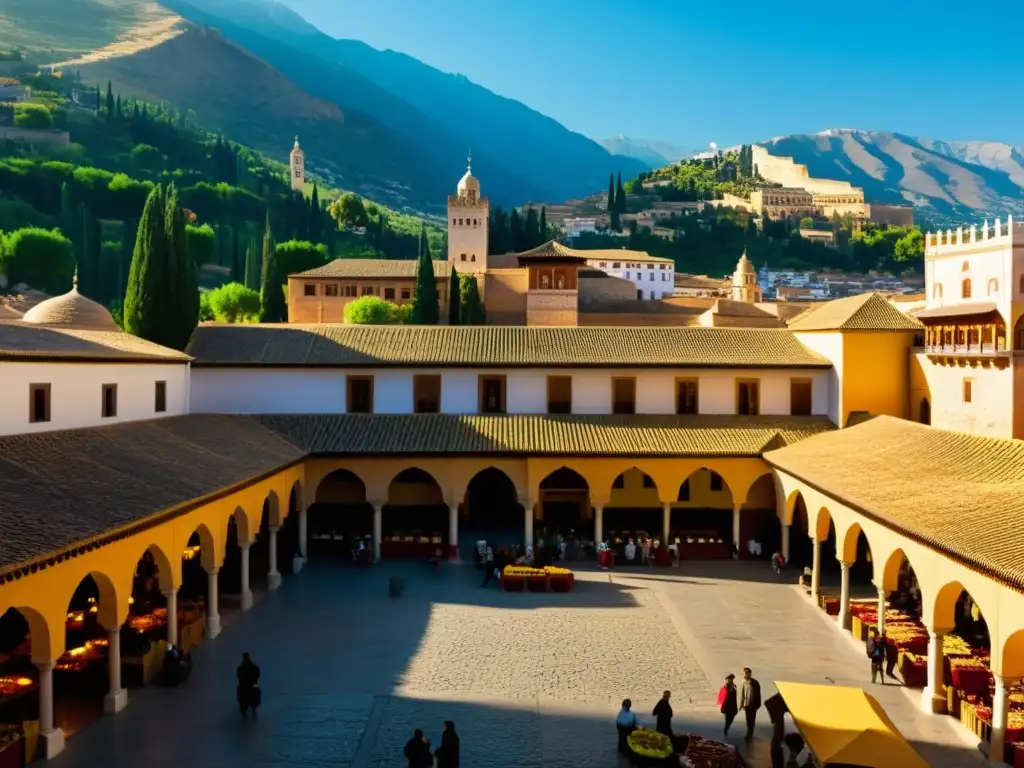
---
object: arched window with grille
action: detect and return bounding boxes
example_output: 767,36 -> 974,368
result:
962,278 -> 972,299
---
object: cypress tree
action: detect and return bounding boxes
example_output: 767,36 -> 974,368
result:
539,207 -> 547,242
165,184 -> 199,349
115,94 -> 121,119
615,171 -> 626,213
308,183 -> 321,243
244,242 -> 259,291
448,263 -> 460,326
124,184 -> 167,343
607,173 -> 615,211
460,273 -> 484,324
410,224 -> 439,324
259,213 -> 286,322
105,81 -> 114,118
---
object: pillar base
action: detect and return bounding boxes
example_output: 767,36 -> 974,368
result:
206,614 -> 221,640
292,555 -> 305,575
39,728 -> 65,759
268,572 -> 282,590
240,590 -> 253,611
103,688 -> 128,714
920,689 -> 948,715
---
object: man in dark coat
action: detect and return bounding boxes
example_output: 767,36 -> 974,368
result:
739,667 -> 761,739
434,720 -> 460,768
652,690 -> 673,737
404,728 -> 431,768
236,652 -> 260,719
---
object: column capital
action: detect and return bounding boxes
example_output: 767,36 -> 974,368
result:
102,623 -> 122,635
840,560 -> 853,570
34,660 -> 56,673
522,499 -> 536,511
369,500 -> 386,512
204,565 -> 221,576
161,587 -> 178,598
269,524 -> 280,534
239,540 -> 252,551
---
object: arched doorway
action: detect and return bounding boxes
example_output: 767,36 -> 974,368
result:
879,548 -> 922,622
124,545 -> 176,687
383,467 -> 447,559
463,467 -> 521,547
219,509 -> 249,599
538,467 -> 590,539
0,606 -> 56,757
933,582 -> 991,701
308,469 -> 372,561
278,482 -> 302,574
179,525 -> 215,652
605,468 -> 661,540
919,397 -> 931,425
839,523 -> 873,585
738,474 -> 778,557
790,493 -> 812,567
672,469 -> 732,559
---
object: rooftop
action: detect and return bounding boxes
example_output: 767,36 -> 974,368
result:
786,293 -> 923,332
764,416 -> 1024,593
0,321 -> 191,363
290,259 -> 451,279
187,325 -> 832,368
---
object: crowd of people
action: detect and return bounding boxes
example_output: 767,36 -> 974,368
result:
404,722 -> 460,767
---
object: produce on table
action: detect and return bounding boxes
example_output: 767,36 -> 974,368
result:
627,729 -> 673,759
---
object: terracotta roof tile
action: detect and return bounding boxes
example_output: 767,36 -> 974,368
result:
291,259 -> 451,279
787,293 -> 923,332
764,416 -> 1024,592
257,414 -> 836,457
0,321 -> 191,363
187,325 -> 831,368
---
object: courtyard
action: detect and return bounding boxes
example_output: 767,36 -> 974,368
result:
48,560 -> 986,767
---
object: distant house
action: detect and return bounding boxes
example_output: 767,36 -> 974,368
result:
0,83 -> 29,103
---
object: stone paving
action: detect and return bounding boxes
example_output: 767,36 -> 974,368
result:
48,559 -> 986,767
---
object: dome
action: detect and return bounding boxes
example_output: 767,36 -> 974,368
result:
291,135 -> 303,155
456,152 -> 480,198
22,281 -> 120,332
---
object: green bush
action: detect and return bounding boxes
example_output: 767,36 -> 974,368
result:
0,227 -> 74,294
205,282 -> 260,323
343,295 -> 405,325
13,104 -> 53,130
274,239 -> 328,277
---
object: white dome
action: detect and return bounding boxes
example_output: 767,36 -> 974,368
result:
22,283 -> 120,332
457,169 -> 480,197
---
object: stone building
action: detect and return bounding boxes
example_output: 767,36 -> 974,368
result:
290,136 -> 305,192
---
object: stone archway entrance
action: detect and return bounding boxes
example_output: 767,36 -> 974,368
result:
538,468 -> 590,540
463,467 -> 522,548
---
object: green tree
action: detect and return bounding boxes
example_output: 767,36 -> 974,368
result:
0,227 -> 74,295
130,144 -> 165,173
893,228 -> 925,264
409,224 -> 439,324
105,81 -> 114,118
206,282 -> 260,322
124,184 -> 167,344
185,223 -> 215,267
539,206 -> 547,241
344,295 -> 400,324
448,263 -> 460,325
624,178 -> 643,195
258,214 -> 286,322
615,171 -> 626,212
329,191 -> 367,229
14,104 -> 53,129
165,184 -> 199,349
606,173 -> 615,212
459,273 -> 485,325
274,240 -> 328,278
799,217 -> 814,230
243,243 -> 259,290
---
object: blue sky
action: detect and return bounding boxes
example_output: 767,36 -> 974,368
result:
283,0 -> 1024,148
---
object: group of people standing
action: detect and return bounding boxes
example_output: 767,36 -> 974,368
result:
716,668 -> 761,740
404,722 -> 460,767
866,628 -> 899,684
615,691 -> 676,756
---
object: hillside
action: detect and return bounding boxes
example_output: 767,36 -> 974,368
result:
596,136 -> 693,168
760,129 -> 1024,225
159,0 -> 645,204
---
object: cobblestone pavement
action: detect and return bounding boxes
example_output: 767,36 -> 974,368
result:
49,560 -> 982,767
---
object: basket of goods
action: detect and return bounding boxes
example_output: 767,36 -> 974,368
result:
526,569 -> 548,592
627,729 -> 674,765
544,566 -> 575,592
949,656 -> 991,696
683,734 -> 744,767
502,565 -> 530,592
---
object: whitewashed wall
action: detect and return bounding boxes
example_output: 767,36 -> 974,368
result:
190,366 -> 831,418
0,362 -> 189,436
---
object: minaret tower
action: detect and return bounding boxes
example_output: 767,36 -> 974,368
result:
290,136 -> 305,192
447,152 -> 489,274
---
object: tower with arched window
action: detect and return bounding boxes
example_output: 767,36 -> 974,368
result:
730,250 -> 763,303
447,154 -> 489,275
290,136 -> 305,192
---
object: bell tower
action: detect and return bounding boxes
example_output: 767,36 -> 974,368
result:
447,153 -> 489,274
290,136 -> 305,192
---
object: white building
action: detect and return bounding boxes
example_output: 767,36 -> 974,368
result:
563,217 -> 598,240
576,248 -> 675,300
290,136 -> 305,192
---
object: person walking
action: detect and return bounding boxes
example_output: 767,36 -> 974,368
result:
718,674 -> 739,738
434,720 -> 460,768
884,632 -> 899,680
236,652 -> 261,719
868,628 -> 886,684
404,728 -> 432,768
739,668 -> 761,739
652,690 -> 673,737
615,698 -> 639,756
481,545 -> 495,587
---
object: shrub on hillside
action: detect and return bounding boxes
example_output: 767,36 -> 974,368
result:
0,227 -> 73,294
205,282 -> 260,323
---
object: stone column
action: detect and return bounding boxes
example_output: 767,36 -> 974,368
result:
298,505 -> 308,560
268,525 -> 281,590
103,625 -> 127,713
921,629 -> 948,714
206,567 -> 221,639
662,503 -> 672,544
781,522 -> 791,563
240,541 -> 253,611
877,587 -> 886,635
732,504 -> 741,552
810,539 -> 822,601
372,503 -> 383,562
448,503 -> 460,560
163,588 -> 178,648
594,504 -> 604,545
991,673 -> 1010,764
524,502 -> 535,548
837,561 -> 852,630
36,661 -> 65,758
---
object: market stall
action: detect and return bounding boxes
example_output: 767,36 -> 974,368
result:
626,729 -> 744,767
501,566 -> 575,593
775,681 -> 928,768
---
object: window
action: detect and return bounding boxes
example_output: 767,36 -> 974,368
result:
636,289 -> 643,299
988,278 -> 999,296
933,283 -> 943,300
361,286 -> 374,296
29,383 -> 50,423
676,379 -> 698,415
324,284 -> 339,297
648,272 -> 654,281
961,278 -> 972,299
155,381 -> 167,413
612,262 -> 621,268
102,384 -> 117,418
384,287 -> 395,300
963,378 -> 973,403
625,271 -> 630,279
479,375 -> 506,414
647,264 -> 654,269
790,379 -> 812,416
736,380 -> 760,416
401,288 -> 411,300
413,374 -> 441,413
344,285 -> 357,297
547,375 -> 572,414
347,376 -> 374,413
679,479 -> 690,501
471,254 -> 476,262
612,377 -> 636,415
710,472 -> 724,492
599,262 -> 607,268
461,253 -> 467,261
961,260 -> 970,272
304,283 -> 316,297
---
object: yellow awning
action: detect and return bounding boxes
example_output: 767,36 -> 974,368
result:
776,682 -> 928,768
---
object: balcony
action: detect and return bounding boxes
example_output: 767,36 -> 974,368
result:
919,343 -> 1012,358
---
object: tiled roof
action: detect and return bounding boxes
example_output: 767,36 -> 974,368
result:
787,293 -> 923,332
187,325 -> 832,368
914,301 -> 998,320
0,415 -> 305,576
707,299 -> 779,320
512,241 -> 672,264
0,321 -> 191,363
290,259 -> 451,279
764,416 -> 1024,592
258,413 -> 836,457
514,241 -> 589,263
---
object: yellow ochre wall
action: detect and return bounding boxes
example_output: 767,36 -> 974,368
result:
840,331 -> 913,425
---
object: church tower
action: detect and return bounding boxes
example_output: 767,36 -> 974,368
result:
730,250 -> 763,303
447,153 -> 489,274
290,136 -> 305,192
